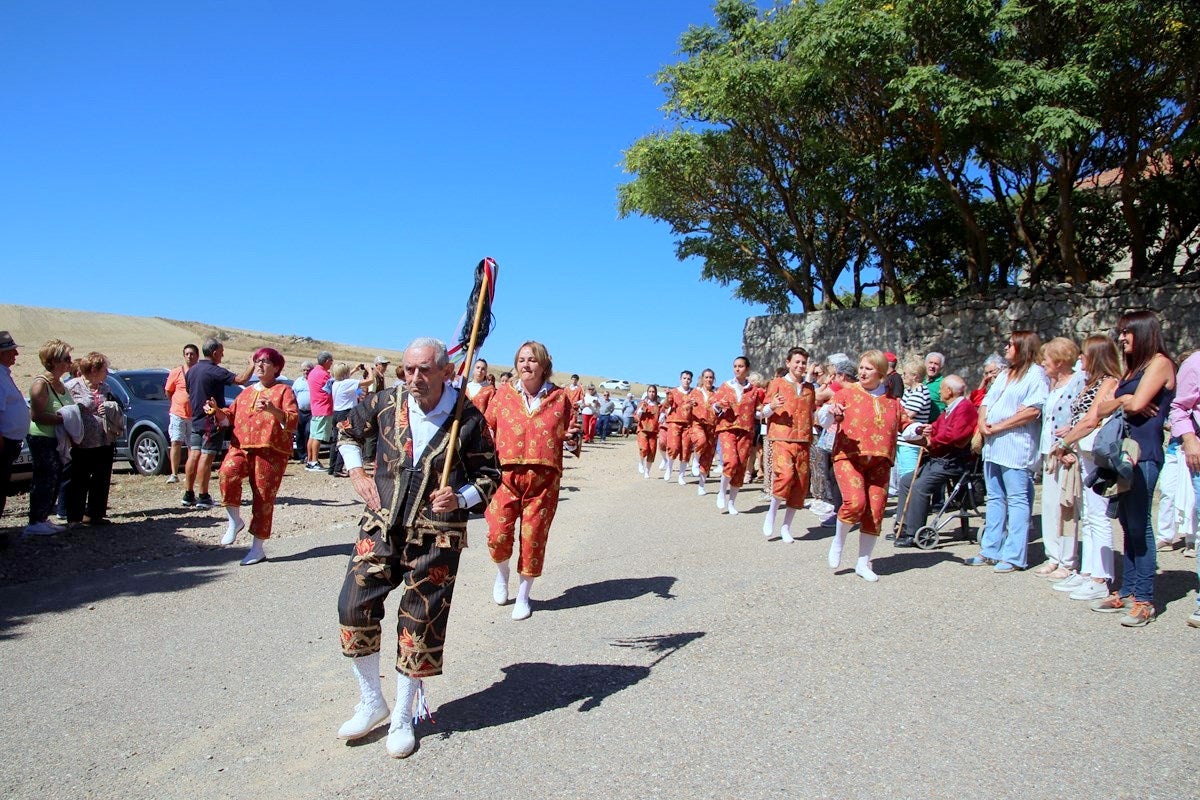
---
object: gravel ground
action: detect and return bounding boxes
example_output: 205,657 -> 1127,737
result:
2,436 -> 1197,800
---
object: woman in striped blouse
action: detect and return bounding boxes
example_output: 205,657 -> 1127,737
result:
966,331 -> 1048,573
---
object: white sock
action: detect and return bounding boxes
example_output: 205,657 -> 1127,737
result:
829,519 -> 850,568
493,562 -> 510,605
513,576 -> 534,620
677,469 -> 686,485
664,461 -> 673,481
780,507 -> 796,542
690,456 -> 700,477
717,476 -> 729,510
240,535 -> 266,565
856,533 -> 879,581
393,673 -> 419,729
728,487 -> 740,515
763,497 -> 780,537
350,652 -> 384,705
222,506 -> 243,546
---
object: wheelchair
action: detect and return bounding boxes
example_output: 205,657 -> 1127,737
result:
910,457 -> 987,550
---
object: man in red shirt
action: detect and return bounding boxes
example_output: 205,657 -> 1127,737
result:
894,374 -> 977,547
305,351 -> 334,470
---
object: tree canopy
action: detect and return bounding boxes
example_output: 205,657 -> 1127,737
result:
618,0 -> 1199,312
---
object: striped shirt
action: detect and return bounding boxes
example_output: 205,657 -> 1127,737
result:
981,364 -> 1048,470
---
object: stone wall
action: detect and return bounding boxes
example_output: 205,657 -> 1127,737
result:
743,274 -> 1200,383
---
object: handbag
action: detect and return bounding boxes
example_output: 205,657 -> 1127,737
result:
970,428 -> 984,455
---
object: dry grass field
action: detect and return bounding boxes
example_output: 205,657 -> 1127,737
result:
0,303 -> 635,391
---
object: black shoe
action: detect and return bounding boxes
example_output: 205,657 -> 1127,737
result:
885,532 -> 896,541
196,493 -> 214,510
895,536 -> 916,548
181,490 -> 196,507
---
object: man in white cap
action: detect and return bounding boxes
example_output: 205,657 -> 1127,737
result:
0,332 -> 31,540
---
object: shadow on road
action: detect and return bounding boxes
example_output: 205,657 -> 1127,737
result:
537,576 -> 677,612
269,542 -> 350,563
435,631 -> 704,736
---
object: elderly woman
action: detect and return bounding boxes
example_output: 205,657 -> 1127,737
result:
890,355 -> 932,530
1049,335 -> 1122,600
328,362 -> 362,477
1034,337 -> 1085,577
63,352 -> 125,527
1087,310 -> 1176,626
24,339 -> 74,536
485,341 -> 578,620
967,331 -> 1048,573
819,350 -> 910,581
971,354 -> 1007,406
210,348 -> 298,565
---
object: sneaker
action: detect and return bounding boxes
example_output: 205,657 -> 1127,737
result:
1051,572 -> 1085,592
337,697 -> 390,740
22,521 -> 62,536
1119,600 -> 1156,627
195,493 -> 214,510
305,461 -> 324,472
165,474 -> 179,484
1187,608 -> 1200,628
386,720 -> 417,758
1068,580 -> 1110,601
1090,592 -> 1130,613
181,490 -> 197,507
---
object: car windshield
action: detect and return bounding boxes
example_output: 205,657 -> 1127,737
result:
118,373 -> 169,401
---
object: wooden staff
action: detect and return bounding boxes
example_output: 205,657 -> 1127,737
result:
896,445 -> 926,536
440,269 -> 491,490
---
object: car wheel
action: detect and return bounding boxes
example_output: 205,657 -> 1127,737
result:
131,429 -> 169,476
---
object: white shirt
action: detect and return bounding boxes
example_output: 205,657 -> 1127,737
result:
339,385 -> 481,508
0,363 -> 31,440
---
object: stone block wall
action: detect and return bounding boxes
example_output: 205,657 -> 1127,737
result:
743,274 -> 1200,383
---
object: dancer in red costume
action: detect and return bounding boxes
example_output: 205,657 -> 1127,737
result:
712,356 -> 765,514
660,370 -> 696,483
635,385 -> 662,479
762,347 -> 816,543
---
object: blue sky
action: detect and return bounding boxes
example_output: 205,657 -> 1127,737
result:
0,1 -> 774,385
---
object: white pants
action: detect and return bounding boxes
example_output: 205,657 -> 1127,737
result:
1040,456 -> 1076,568
1156,446 -> 1197,545
1079,455 -> 1115,580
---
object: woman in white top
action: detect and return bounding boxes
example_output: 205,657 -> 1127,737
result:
328,362 -> 361,477
967,330 -> 1048,572
580,385 -> 599,443
1034,337 -> 1085,577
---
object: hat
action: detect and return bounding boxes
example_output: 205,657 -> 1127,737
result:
374,355 -> 390,365
884,351 -> 897,363
0,331 -> 18,351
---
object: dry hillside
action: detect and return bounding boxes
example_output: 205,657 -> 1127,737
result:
0,303 -> 635,392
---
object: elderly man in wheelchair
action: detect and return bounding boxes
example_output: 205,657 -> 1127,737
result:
894,374 -> 978,548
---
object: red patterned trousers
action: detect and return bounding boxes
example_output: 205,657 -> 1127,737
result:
637,430 -> 658,459
665,422 -> 688,460
218,446 -> 288,538
833,454 -> 892,535
771,440 -> 811,509
718,430 -> 753,487
691,423 -> 716,475
486,464 -> 561,577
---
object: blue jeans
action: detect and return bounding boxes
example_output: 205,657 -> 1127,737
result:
980,461 -> 1033,568
1116,459 -> 1161,602
597,414 -> 613,440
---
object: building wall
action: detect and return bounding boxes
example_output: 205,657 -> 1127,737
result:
743,275 -> 1200,382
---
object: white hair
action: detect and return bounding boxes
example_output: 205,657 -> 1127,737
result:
406,337 -> 449,368
925,351 -> 944,365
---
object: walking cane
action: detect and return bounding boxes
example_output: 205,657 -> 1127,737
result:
895,445 -> 926,538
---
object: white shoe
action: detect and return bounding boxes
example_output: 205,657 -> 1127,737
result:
22,521 -> 62,536
512,598 -> 532,621
727,504 -> 739,516
677,473 -> 686,486
855,562 -> 879,582
386,721 -> 416,758
493,572 -> 509,606
663,468 -> 672,482
221,521 -> 244,546
697,485 -> 707,496
716,492 -> 726,511
337,698 -> 390,740
780,526 -> 794,544
166,474 -> 179,484
690,459 -> 700,477
240,550 -> 267,566
1051,572 -> 1086,592
643,470 -> 650,480
637,463 -> 645,476
1069,580 -> 1110,601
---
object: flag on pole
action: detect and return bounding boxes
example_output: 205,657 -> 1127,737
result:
447,257 -> 498,375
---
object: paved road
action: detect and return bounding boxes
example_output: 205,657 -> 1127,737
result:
3,439 -> 1197,799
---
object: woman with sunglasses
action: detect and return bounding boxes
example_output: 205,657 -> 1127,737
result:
1087,311 -> 1176,626
209,348 -> 298,565
24,340 -> 74,535
967,331 -> 1048,573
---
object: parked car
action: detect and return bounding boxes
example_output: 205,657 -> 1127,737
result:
599,379 -> 631,391
105,369 -> 243,476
